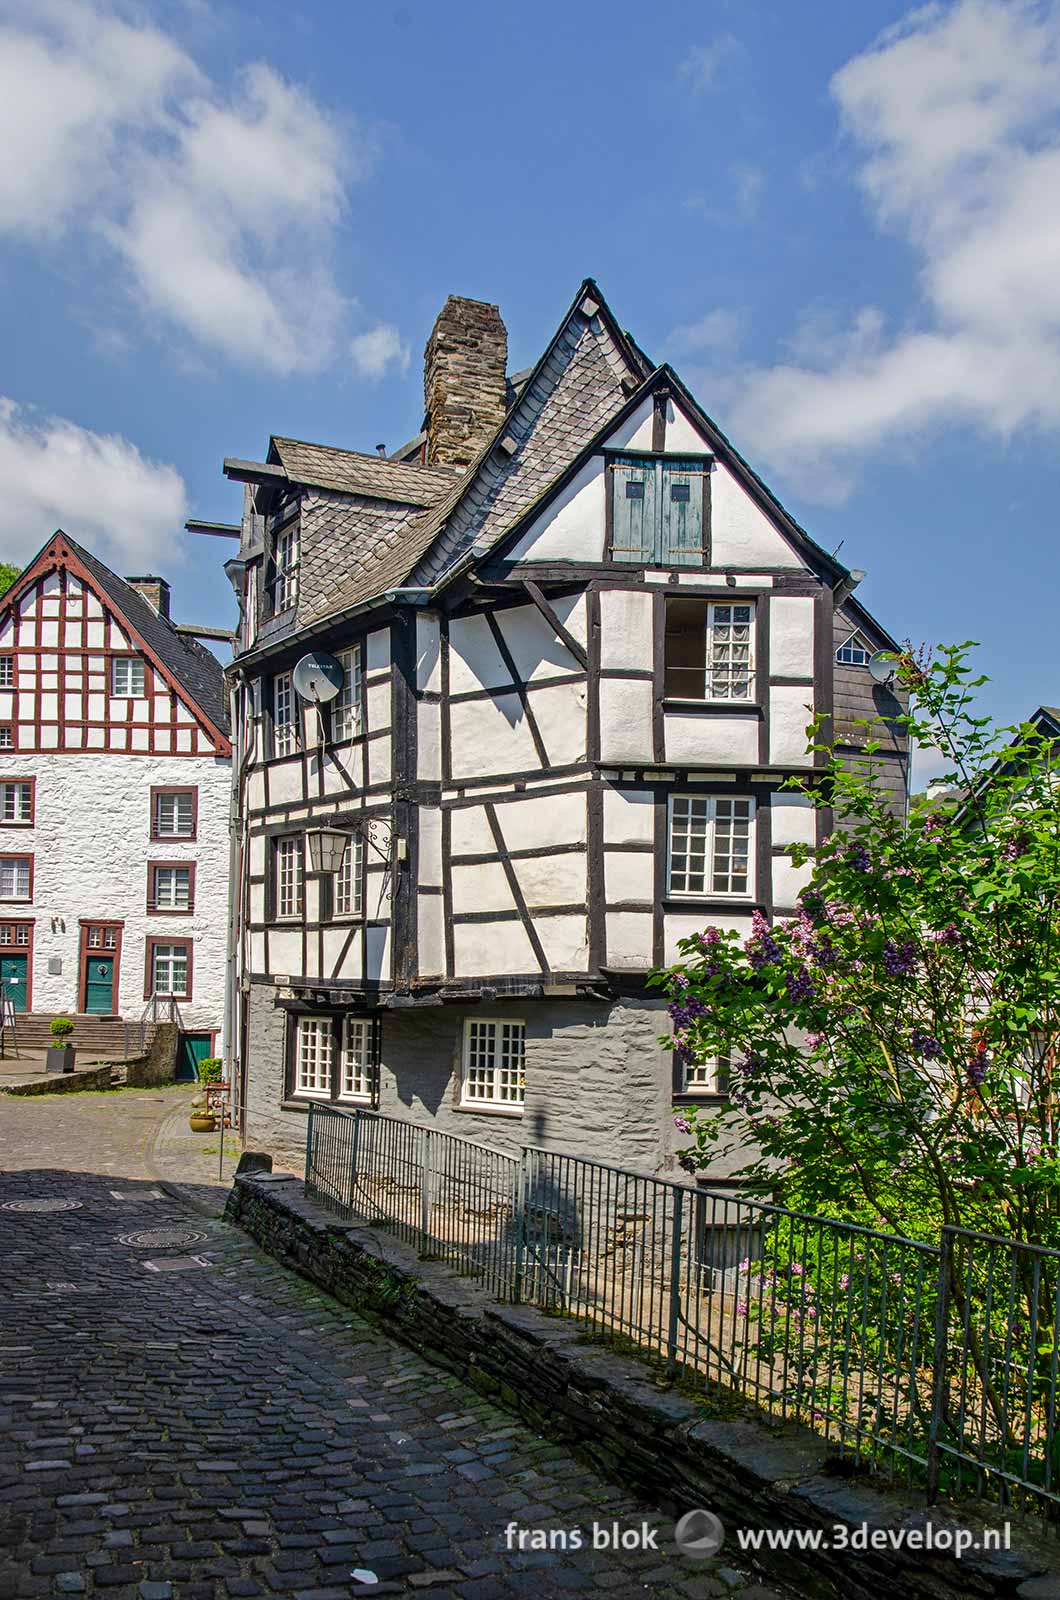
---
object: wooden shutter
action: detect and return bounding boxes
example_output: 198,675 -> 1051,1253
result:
609,457 -> 657,563
659,460 -> 705,566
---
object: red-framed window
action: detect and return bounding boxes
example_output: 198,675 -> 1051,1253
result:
0,778 -> 34,826
147,861 -> 195,915
150,786 -> 197,841
0,853 -> 32,902
144,937 -> 193,1001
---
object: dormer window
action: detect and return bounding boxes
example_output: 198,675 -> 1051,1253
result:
608,453 -> 708,566
836,631 -> 873,666
273,524 -> 299,613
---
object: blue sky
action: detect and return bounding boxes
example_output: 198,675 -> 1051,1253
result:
2,0 -> 1059,778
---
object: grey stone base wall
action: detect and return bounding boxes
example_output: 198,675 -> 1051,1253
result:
242,984 -> 685,1176
227,1172 -> 1059,1600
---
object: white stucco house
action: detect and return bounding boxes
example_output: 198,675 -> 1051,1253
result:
0,533 -> 232,1073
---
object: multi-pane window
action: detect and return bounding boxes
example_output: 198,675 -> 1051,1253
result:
276,836 -> 304,919
86,926 -> 117,950
0,782 -> 32,824
683,1056 -> 726,1095
333,646 -> 363,742
153,789 -> 195,839
340,1018 -> 375,1102
112,657 -> 146,696
0,924 -> 30,946
273,672 -> 298,756
274,526 -> 300,612
609,454 -> 706,565
0,728 -> 15,750
668,796 -> 754,897
836,631 -> 873,666
333,834 -> 363,918
462,1020 -> 526,1109
152,942 -> 189,997
295,1017 -> 332,1097
0,856 -> 31,900
0,658 -> 13,688
150,865 -> 192,912
707,604 -> 754,699
663,599 -> 755,701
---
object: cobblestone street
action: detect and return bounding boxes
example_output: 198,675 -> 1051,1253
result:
0,1090 -> 791,1600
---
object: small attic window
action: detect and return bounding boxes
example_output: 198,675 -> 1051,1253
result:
836,631 -> 873,666
625,480 -> 645,499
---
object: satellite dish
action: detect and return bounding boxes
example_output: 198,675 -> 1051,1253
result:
292,652 -> 343,703
868,652 -> 895,686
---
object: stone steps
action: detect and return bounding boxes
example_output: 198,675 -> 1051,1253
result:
6,1014 -> 156,1059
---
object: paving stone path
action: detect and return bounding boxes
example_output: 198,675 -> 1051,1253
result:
0,1091 -> 794,1600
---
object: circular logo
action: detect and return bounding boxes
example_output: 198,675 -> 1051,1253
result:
674,1508 -> 725,1559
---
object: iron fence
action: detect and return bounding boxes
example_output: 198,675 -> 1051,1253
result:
304,1103 -> 1060,1520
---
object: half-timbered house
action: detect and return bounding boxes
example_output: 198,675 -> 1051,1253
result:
222,282 -> 907,1176
0,534 -> 231,1069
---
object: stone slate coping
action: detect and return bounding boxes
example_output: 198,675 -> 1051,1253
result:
225,1171 -> 1060,1599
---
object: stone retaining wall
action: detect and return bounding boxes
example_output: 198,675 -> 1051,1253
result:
226,1171 -> 1060,1599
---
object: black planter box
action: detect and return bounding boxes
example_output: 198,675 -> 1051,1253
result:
45,1047 -> 75,1074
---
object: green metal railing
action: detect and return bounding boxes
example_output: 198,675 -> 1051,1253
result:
304,1103 -> 1060,1520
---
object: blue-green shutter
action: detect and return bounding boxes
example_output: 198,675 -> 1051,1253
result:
610,458 -> 657,562
659,459 -> 704,566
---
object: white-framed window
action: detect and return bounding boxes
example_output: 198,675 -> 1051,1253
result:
0,856 -> 31,901
86,926 -> 117,950
276,835 -> 304,919
0,658 -> 14,688
273,672 -> 299,757
274,525 -> 300,613
706,604 -> 754,700
295,1016 -> 332,1098
0,782 -> 31,824
0,924 -> 30,947
340,1017 -> 375,1102
0,729 -> 13,750
668,795 -> 754,897
461,1019 -> 526,1110
153,790 -> 195,839
333,834 -> 363,918
112,657 -> 146,697
333,645 -> 363,742
151,865 -> 191,911
836,631 -> 873,666
151,942 -> 189,997
682,1056 -> 726,1095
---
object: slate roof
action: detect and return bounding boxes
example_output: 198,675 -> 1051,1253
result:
295,490 -> 426,628
60,535 -> 230,736
269,437 -> 455,506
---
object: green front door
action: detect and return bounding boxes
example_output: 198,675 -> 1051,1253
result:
0,955 -> 27,1012
85,956 -> 114,1014
177,1033 -> 212,1083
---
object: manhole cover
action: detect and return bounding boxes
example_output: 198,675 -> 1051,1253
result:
118,1228 -> 206,1249
142,1256 -> 211,1273
2,1198 -> 82,1213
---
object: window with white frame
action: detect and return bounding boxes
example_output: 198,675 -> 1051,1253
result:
0,729 -> 13,750
0,856 -> 30,900
663,599 -> 755,701
0,924 -> 30,946
682,1055 -> 727,1095
150,865 -> 192,912
333,645 -> 363,742
668,796 -> 754,897
273,672 -> 299,756
274,525 -> 300,613
707,603 -> 754,699
295,1016 -> 332,1097
340,1017 -> 375,1102
461,1019 -> 526,1109
151,942 -> 189,997
153,789 -> 195,838
112,657 -> 146,697
0,657 -> 13,688
276,835 -> 304,919
333,834 -> 363,917
836,631 -> 873,666
86,926 -> 117,950
0,782 -> 31,824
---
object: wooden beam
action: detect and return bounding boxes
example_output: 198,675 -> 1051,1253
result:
185,520 -> 240,539
521,579 -> 589,670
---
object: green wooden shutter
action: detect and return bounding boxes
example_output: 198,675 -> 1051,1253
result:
609,457 -> 658,562
659,459 -> 705,566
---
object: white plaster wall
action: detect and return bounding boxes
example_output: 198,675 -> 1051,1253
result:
535,914 -> 590,971
769,686 -> 815,766
449,695 -> 541,780
448,613 -> 509,693
664,910 -> 752,962
454,919 -> 537,975
451,862 -> 514,915
513,850 -> 586,908
711,465 -> 804,569
773,855 -> 815,908
485,791 -> 587,852
605,911 -> 653,970
770,792 -> 817,848
599,678 -> 653,764
664,713 -> 759,766
603,787 -> 655,845
526,680 -> 587,766
450,805 -> 494,857
416,612 -> 441,692
506,457 -> 606,564
417,700 -> 442,781
417,894 -> 445,977
0,752 -> 230,1036
663,401 -> 710,453
495,598 -> 585,680
605,396 -> 655,451
419,809 -> 443,884
769,596 -> 815,679
599,589 -> 653,669
604,850 -> 653,903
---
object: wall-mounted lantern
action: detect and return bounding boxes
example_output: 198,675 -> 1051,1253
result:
305,828 -> 349,876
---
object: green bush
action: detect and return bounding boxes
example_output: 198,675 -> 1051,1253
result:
49,1017 -> 74,1048
197,1057 -> 223,1083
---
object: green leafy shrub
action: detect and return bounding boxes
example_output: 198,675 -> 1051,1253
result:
197,1057 -> 223,1083
49,1017 -> 75,1049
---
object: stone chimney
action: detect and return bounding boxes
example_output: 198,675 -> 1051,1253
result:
126,575 -> 171,619
424,296 -> 508,470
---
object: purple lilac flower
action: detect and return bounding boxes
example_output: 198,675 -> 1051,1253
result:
967,1053 -> 987,1088
786,967 -> 816,1002
882,939 -> 917,977
910,1026 -> 941,1060
697,928 -> 722,949
673,1115 -> 691,1134
847,843 -> 872,872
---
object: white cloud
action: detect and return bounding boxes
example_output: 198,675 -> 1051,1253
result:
694,1 -> 1060,497
0,1 -> 381,374
680,34 -> 741,91
0,398 -> 187,568
350,323 -> 411,379
666,308 -> 745,358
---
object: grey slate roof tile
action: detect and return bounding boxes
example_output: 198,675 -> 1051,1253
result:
270,437 -> 456,506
